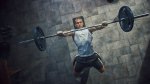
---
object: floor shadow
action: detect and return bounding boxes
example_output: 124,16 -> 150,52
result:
138,40 -> 150,84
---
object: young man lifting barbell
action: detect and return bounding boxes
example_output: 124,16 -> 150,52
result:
57,16 -> 108,78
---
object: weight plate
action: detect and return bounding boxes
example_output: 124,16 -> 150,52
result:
118,6 -> 134,32
33,27 -> 46,51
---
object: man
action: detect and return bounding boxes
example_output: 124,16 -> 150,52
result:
57,16 -> 108,77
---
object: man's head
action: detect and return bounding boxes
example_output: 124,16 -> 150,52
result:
73,16 -> 85,29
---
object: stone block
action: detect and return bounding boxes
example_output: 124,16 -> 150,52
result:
142,23 -> 150,36
127,0 -> 136,6
103,27 -> 120,43
120,46 -> 131,55
104,57 -> 114,65
55,22 -> 71,31
57,62 -> 67,74
37,9 -> 47,22
123,28 -> 145,45
59,0 -> 75,15
91,13 -> 107,25
65,74 -> 79,84
133,56 -> 142,70
143,0 -> 150,10
43,2 -> 61,27
131,4 -> 146,15
106,10 -> 118,20
47,38 -> 70,62
103,51 -> 119,65
24,10 -> 40,24
112,48 -> 122,57
30,64 -> 46,82
127,77 -> 138,84
93,38 -> 108,54
94,0 -> 108,7
112,64 -> 129,79
114,78 -> 128,84
46,60 -> 57,72
81,0 -> 98,17
118,0 -> 130,7
118,54 -> 131,63
71,11 -> 84,19
126,62 -> 137,77
106,40 -> 129,50
144,34 -> 150,44
61,14 -> 73,24
72,0 -> 82,12
82,8 -> 98,18
112,57 -> 119,65
108,2 -> 120,11
45,71 -> 60,84
64,61 -> 73,74
139,43 -> 148,59
97,5 -> 109,14
84,17 -> 93,27
134,0 -> 145,5
130,44 -> 141,57
99,47 -> 112,59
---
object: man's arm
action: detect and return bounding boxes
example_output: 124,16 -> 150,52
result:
57,31 -> 74,37
89,21 -> 108,33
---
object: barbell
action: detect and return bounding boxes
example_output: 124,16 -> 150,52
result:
19,6 -> 149,51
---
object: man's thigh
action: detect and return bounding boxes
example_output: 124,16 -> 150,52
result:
74,61 -> 86,73
92,58 -> 104,71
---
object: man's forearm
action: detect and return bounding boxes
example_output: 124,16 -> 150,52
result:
63,31 -> 74,36
95,25 -> 106,30
89,25 -> 106,32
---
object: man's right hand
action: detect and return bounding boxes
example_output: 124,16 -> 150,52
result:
57,31 -> 65,36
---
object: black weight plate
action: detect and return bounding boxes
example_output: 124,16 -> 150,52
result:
118,6 -> 134,32
33,27 -> 46,51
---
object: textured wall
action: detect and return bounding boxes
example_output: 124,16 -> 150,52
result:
0,0 -> 150,84
65,0 -> 150,84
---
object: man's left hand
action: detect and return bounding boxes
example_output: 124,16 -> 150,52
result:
102,21 -> 108,27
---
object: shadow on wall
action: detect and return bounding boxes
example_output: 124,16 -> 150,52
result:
138,40 -> 150,84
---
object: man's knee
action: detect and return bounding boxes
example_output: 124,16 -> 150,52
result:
99,66 -> 105,73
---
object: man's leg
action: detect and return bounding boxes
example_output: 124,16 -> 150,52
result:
73,61 -> 85,77
93,57 -> 105,73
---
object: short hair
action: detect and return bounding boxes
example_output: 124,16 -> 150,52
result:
72,16 -> 86,29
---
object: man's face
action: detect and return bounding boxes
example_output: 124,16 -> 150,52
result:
75,18 -> 84,29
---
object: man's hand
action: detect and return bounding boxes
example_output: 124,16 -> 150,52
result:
89,21 -> 108,32
57,31 -> 65,36
102,21 -> 108,27
57,31 -> 74,37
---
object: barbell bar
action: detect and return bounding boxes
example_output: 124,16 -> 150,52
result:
19,6 -> 149,51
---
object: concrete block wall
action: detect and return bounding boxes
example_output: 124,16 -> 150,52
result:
65,0 -> 150,84
0,0 -> 150,84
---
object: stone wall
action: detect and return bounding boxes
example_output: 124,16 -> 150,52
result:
0,0 -> 150,84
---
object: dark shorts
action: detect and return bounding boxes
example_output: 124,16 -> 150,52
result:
73,53 -> 104,73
